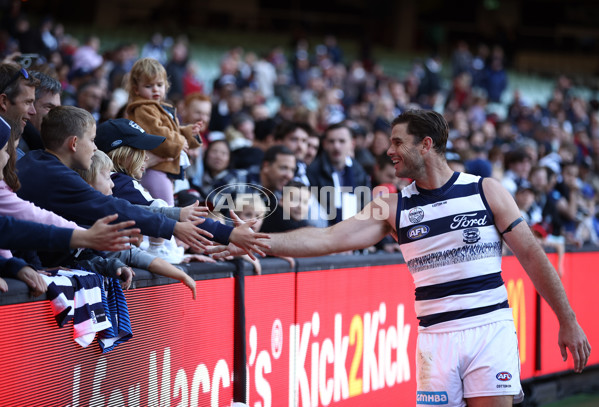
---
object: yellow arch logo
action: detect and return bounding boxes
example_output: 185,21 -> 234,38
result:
506,279 -> 526,363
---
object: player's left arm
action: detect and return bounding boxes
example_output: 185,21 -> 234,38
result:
483,177 -> 591,372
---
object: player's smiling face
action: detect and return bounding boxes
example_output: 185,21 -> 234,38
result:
388,123 -> 424,179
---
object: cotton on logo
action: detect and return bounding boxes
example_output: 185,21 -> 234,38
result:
496,372 -> 512,381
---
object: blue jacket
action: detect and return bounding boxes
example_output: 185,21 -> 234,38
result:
0,215 -> 73,252
17,151 -> 232,243
111,172 -> 152,206
0,215 -> 73,278
0,256 -> 29,278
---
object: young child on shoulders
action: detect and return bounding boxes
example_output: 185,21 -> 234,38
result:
125,57 -> 203,206
76,148 -> 197,299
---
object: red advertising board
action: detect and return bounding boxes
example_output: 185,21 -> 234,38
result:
566,252 -> 599,368
244,272 -> 297,407
0,279 -> 236,407
1,252 -> 598,407
536,252 -> 599,376
500,256 -> 538,379
294,265 -> 418,407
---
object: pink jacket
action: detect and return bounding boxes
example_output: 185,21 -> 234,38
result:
0,180 -> 82,259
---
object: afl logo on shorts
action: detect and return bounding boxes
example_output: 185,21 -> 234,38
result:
496,372 -> 512,381
408,225 -> 429,240
409,207 -> 424,223
462,228 -> 481,244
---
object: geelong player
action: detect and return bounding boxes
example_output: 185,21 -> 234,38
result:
213,109 -> 591,407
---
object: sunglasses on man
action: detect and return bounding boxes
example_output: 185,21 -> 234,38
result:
0,67 -> 29,95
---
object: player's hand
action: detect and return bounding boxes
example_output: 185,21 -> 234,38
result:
72,214 -> 141,251
559,319 -> 591,373
179,201 -> 209,222
205,242 -> 247,259
228,211 -> 270,261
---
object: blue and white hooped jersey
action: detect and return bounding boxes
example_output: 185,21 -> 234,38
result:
396,172 -> 514,332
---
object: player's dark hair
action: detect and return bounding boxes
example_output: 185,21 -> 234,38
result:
391,109 -> 449,155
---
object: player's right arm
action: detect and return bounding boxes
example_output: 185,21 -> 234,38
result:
211,194 -> 397,258
483,177 -> 591,372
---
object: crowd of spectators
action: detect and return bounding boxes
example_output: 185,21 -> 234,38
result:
2,9 -> 599,300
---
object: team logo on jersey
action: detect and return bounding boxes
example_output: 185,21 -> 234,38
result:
496,371 -> 512,381
462,228 -> 481,244
408,225 -> 429,240
409,207 -> 424,223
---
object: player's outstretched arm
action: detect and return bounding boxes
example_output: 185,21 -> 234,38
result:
210,195 -> 396,258
228,217 -> 271,261
483,177 -> 591,372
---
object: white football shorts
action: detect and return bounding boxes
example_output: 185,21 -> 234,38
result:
415,320 -> 524,406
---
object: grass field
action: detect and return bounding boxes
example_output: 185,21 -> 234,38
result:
542,393 -> 599,406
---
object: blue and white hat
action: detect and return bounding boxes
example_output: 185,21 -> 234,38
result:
95,118 -> 166,153
0,116 -> 10,150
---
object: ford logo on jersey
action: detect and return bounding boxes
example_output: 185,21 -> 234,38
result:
408,225 -> 430,240
496,372 -> 512,381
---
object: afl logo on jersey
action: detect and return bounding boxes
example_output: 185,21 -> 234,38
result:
408,225 -> 429,240
462,228 -> 481,244
409,207 -> 424,223
496,372 -> 512,381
